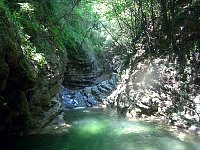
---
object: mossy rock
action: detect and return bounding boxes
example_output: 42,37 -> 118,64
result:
18,56 -> 36,82
7,56 -> 36,91
49,83 -> 61,98
3,37 -> 19,68
31,91 -> 51,106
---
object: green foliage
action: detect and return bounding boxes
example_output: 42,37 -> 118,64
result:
1,0 -> 108,66
50,0 -> 105,60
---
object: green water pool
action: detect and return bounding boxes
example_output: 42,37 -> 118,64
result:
11,108 -> 200,150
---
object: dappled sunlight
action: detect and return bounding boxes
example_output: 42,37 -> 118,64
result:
74,118 -> 106,136
32,53 -> 47,66
82,109 -> 91,113
92,3 -> 108,19
18,3 -> 35,13
20,31 -> 48,68
115,125 -> 151,135
53,123 -> 71,130
113,121 -> 154,135
41,124 -> 72,135
160,138 -> 192,150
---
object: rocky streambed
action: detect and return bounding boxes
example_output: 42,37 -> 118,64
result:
43,74 -> 119,129
60,75 -> 119,109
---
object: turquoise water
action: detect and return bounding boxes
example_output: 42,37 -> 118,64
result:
12,108 -> 200,150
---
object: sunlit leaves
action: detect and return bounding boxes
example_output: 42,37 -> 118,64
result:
18,3 -> 35,13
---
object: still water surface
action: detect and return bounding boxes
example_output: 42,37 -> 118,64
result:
13,108 -> 200,150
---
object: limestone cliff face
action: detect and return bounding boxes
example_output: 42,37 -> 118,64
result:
0,2 -> 67,136
108,3 -> 200,127
63,60 -> 102,90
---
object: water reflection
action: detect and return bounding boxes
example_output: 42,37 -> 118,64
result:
13,108 -> 200,150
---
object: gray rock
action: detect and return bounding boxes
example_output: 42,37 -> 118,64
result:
100,81 -> 113,91
98,85 -> 110,94
189,125 -> 200,134
194,95 -> 200,114
61,74 -> 118,109
87,95 -> 98,106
